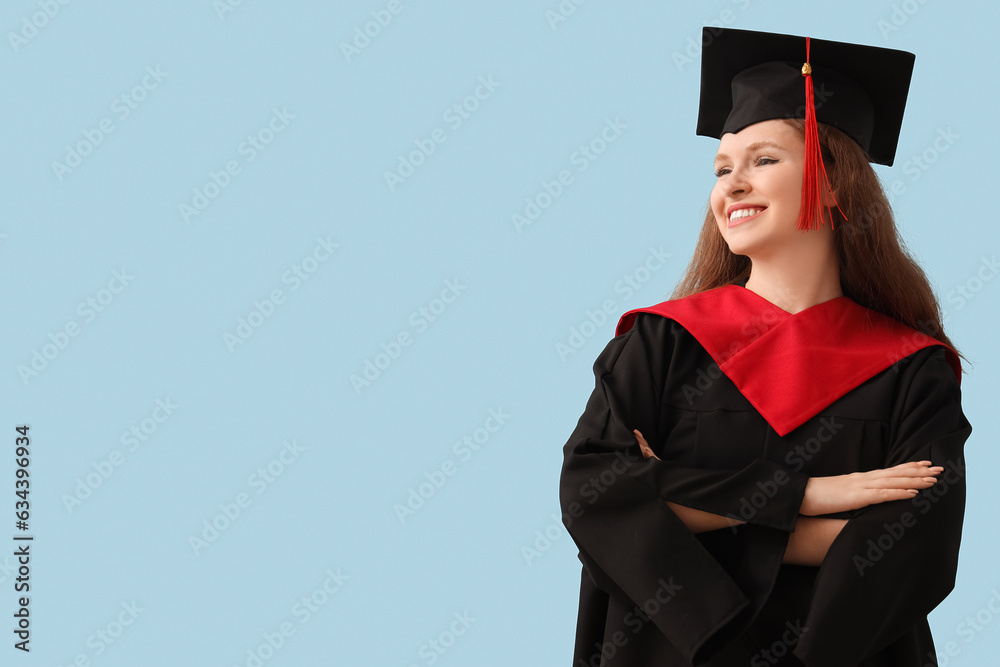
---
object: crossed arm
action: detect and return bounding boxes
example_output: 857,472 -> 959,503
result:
633,429 -> 945,566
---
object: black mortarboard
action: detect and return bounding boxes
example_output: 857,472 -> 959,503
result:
696,28 -> 916,167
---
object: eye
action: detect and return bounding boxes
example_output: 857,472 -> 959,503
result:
713,166 -> 730,178
756,156 -> 778,166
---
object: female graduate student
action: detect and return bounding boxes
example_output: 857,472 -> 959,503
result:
559,28 -> 972,666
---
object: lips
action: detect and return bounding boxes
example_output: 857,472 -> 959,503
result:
727,205 -> 767,227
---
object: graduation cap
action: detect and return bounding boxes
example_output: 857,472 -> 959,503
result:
695,28 -> 916,230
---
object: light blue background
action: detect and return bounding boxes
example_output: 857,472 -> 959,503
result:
1,1 -> 996,665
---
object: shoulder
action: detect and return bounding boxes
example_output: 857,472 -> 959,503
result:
844,299 -> 963,384
893,344 -> 962,393
592,309 -> 700,378
615,307 -> 700,346
616,286 -> 736,337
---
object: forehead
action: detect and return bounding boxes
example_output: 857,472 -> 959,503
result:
715,119 -> 802,159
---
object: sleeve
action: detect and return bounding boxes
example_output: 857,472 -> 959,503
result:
559,314 -> 810,661
793,347 -> 972,666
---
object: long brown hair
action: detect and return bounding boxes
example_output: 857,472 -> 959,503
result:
672,119 -> 961,359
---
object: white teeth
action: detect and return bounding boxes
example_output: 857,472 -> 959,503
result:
729,207 -> 763,221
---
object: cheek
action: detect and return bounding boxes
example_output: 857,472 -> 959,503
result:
776,172 -> 803,209
709,184 -> 726,220
711,201 -> 729,235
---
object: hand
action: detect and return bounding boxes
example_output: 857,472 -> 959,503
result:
634,430 -> 743,532
799,461 -> 944,516
633,429 -> 660,460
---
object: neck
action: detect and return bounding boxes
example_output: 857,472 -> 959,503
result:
743,248 -> 842,314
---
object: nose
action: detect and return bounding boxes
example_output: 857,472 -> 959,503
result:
728,166 -> 751,196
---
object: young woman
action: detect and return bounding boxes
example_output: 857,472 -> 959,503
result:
560,29 -> 971,666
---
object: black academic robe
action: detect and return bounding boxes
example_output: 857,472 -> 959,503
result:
560,286 -> 971,666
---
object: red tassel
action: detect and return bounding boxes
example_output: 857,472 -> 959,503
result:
798,37 -> 846,231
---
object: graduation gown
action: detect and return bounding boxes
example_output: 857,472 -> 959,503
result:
560,285 -> 971,666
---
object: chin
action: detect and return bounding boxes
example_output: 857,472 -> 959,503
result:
718,228 -> 761,258
720,221 -> 793,259
723,241 -> 755,258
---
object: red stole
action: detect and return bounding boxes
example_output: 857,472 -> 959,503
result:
616,285 -> 960,437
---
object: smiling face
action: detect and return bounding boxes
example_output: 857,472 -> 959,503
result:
711,119 -> 824,260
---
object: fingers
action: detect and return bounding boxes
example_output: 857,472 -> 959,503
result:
870,461 -> 944,476
862,462 -> 947,505
867,475 -> 938,491
633,429 -> 660,461
865,462 -> 944,487
875,488 -> 922,503
819,462 -> 948,511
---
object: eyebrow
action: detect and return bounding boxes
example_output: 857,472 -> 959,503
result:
713,140 -> 787,163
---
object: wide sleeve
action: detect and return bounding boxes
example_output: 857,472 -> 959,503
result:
794,347 -> 972,666
560,314 -> 809,661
